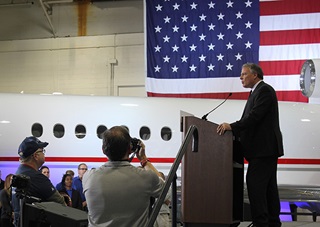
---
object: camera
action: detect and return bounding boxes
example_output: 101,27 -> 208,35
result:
131,137 -> 141,152
11,174 -> 30,190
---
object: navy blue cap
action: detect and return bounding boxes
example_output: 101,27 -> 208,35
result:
18,136 -> 49,158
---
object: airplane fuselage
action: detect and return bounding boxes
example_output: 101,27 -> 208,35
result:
0,93 -> 320,188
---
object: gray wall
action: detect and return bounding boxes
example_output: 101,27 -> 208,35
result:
0,0 -> 145,96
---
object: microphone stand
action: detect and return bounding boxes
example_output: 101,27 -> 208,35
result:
201,93 -> 232,121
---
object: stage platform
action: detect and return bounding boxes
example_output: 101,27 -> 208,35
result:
239,222 -> 319,227
175,221 -> 319,226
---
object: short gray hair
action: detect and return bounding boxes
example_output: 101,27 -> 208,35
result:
242,63 -> 264,79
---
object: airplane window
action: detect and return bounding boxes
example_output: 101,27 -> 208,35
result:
139,126 -> 150,140
161,127 -> 172,141
75,124 -> 86,139
31,123 -> 43,137
300,59 -> 316,97
97,125 -> 107,139
53,124 -> 65,138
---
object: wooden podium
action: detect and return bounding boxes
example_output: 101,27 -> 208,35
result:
181,114 -> 244,227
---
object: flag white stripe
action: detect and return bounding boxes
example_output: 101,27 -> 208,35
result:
260,13 -> 320,31
259,43 -> 320,61
264,75 -> 301,91
146,75 -> 301,93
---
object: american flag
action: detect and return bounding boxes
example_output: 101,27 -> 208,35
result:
145,0 -> 320,102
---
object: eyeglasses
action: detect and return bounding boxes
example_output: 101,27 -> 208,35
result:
78,168 -> 87,171
37,148 -> 46,154
35,149 -> 46,154
34,148 -> 46,157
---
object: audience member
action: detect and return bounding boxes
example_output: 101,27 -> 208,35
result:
0,174 -> 14,227
0,170 -> 4,190
58,174 -> 83,210
154,172 -> 171,227
12,136 -> 65,226
39,165 -> 50,178
83,126 -> 165,226
56,169 -> 75,191
73,163 -> 88,210
66,169 -> 75,177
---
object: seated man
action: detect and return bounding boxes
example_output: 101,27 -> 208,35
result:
83,126 -> 165,227
13,136 -> 65,226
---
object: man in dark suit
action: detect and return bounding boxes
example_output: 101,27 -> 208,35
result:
217,63 -> 284,227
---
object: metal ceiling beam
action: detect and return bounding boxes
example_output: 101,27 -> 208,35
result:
39,0 -> 56,37
38,0 -> 74,37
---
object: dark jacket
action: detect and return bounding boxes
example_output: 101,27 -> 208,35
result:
231,81 -> 284,159
59,188 -> 83,210
0,189 -> 12,220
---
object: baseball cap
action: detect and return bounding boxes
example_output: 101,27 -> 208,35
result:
18,136 -> 49,158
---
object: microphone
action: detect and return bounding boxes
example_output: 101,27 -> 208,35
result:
201,93 -> 232,120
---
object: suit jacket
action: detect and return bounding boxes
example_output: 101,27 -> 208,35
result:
231,81 -> 284,159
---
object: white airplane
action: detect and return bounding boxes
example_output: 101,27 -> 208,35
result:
0,91 -> 320,219
0,91 -> 319,184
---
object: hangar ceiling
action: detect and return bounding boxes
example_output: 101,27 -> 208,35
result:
0,0 -> 143,41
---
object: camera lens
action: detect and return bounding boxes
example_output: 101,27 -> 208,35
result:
131,138 -> 140,152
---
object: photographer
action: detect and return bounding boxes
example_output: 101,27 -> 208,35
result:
12,136 -> 65,226
83,126 -> 165,227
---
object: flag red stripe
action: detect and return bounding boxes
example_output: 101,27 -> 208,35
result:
259,60 -> 306,75
1,157 -> 320,165
260,29 -> 320,45
147,92 -> 250,99
275,91 -> 308,102
260,0 -> 320,16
